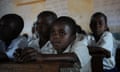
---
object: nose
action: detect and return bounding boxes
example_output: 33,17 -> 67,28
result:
52,32 -> 60,39
96,22 -> 100,28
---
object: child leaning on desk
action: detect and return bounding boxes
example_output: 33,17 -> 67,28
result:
14,16 -> 91,72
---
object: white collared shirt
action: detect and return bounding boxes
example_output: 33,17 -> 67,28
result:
43,40 -> 91,72
28,39 -> 53,54
28,35 -> 91,72
84,31 -> 115,70
5,36 -> 28,59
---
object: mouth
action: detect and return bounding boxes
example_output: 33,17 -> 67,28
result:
52,41 -> 61,46
53,42 -> 60,45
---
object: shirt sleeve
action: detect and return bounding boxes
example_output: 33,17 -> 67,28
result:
6,37 -> 28,59
71,41 -> 91,67
97,32 -> 114,52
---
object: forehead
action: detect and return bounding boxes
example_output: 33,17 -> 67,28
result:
37,16 -> 52,24
52,23 -> 71,32
94,16 -> 105,21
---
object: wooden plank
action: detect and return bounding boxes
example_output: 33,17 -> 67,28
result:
16,0 -> 45,6
0,64 -> 42,72
0,61 -> 74,72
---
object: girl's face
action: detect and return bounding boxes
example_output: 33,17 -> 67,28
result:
50,23 -> 75,53
90,16 -> 107,36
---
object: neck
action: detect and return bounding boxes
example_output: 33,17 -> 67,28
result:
39,37 -> 49,48
93,33 -> 102,42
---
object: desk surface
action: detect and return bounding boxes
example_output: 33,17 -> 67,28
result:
0,61 -> 74,72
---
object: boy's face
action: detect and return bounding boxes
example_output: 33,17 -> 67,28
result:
90,16 -> 107,36
36,16 -> 52,38
50,23 -> 74,53
0,20 -> 17,41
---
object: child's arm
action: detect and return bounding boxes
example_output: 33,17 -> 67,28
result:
0,52 -> 9,62
36,53 -> 78,62
88,46 -> 110,58
97,32 -> 114,57
14,48 -> 78,63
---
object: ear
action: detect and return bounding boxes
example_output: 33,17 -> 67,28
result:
71,35 -> 76,41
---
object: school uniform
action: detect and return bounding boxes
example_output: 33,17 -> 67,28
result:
84,31 -> 116,70
28,34 -> 91,72
42,40 -> 91,72
5,36 -> 28,59
28,38 -> 53,54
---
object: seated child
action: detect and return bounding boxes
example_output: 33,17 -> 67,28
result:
14,11 -> 57,62
49,16 -> 91,72
28,11 -> 57,50
15,16 -> 91,72
84,12 -> 117,72
0,14 -> 27,61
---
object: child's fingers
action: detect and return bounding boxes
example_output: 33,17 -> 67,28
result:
20,48 -> 38,62
13,48 -> 23,59
23,53 -> 37,62
21,48 -> 37,57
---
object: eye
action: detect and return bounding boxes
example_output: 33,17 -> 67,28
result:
50,29 -> 55,35
59,31 -> 66,36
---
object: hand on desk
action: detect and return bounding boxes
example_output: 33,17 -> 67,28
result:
14,48 -> 78,63
14,47 -> 38,63
88,46 -> 111,58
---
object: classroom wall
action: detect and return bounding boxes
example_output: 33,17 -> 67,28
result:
0,0 -> 46,35
93,0 -> 120,33
0,0 -> 93,35
68,0 -> 93,33
0,0 -> 119,36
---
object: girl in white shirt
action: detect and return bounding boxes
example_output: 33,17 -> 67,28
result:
48,16 -> 91,72
84,12 -> 117,72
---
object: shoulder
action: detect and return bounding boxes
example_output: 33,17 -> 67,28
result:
102,31 -> 113,37
76,33 -> 86,41
72,41 -> 87,50
28,39 -> 39,47
10,36 -> 27,45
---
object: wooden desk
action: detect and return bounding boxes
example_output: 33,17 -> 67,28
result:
91,55 -> 104,72
116,48 -> 120,71
0,61 -> 74,72
88,47 -> 107,72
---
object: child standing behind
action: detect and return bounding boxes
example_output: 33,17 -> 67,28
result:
84,12 -> 117,72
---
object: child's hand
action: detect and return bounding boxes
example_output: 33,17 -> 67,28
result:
14,48 -> 23,62
14,47 -> 38,63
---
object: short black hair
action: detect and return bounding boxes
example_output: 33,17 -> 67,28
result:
90,12 -> 109,31
52,16 -> 77,36
37,11 -> 57,21
0,14 -> 24,35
